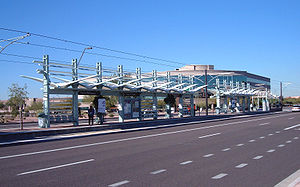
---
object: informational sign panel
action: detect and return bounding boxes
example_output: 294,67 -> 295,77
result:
124,97 -> 140,119
98,98 -> 106,113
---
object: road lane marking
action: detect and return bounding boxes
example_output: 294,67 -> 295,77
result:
268,134 -> 273,136
222,148 -> 231,151
293,137 -> 299,140
267,149 -> 275,153
150,169 -> 166,175
17,159 -> 94,176
249,140 -> 256,142
288,117 -> 295,120
180,161 -> 193,165
275,131 -> 281,133
259,136 -> 265,139
1,113 -> 293,160
198,132 -> 221,139
253,156 -> 263,160
212,173 -> 228,179
235,163 -> 248,168
286,140 -> 292,143
109,180 -> 130,187
236,144 -> 244,147
259,122 -> 270,126
277,144 -> 285,147
203,154 -> 214,158
284,124 -> 300,131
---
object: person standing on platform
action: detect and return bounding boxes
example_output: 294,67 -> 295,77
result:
88,105 -> 95,126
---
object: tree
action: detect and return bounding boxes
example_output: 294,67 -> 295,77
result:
27,101 -> 43,114
157,99 -> 166,110
105,96 -> 118,110
0,101 -> 5,110
82,95 -> 95,104
164,94 -> 176,107
7,83 -> 28,117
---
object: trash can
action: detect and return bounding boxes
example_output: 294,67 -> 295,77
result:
38,113 -> 47,128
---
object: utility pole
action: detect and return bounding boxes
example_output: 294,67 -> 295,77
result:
205,69 -> 208,116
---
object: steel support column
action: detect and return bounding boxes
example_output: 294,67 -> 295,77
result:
247,96 -> 251,112
242,96 -> 245,113
118,65 -> 124,122
224,96 -> 228,114
42,55 -> 50,128
136,68 -> 143,121
72,59 -> 79,126
178,95 -> 183,118
216,78 -> 220,114
190,94 -> 195,117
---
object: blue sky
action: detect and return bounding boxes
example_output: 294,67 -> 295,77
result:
1,0 -> 300,99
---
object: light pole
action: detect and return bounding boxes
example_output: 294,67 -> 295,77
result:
78,47 -> 92,66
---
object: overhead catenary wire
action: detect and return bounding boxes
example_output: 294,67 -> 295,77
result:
0,59 -> 35,65
0,27 -> 189,67
8,40 -> 179,68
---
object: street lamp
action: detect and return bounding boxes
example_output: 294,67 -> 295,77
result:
78,47 -> 92,66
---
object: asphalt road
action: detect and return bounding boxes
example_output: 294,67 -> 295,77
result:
0,112 -> 299,187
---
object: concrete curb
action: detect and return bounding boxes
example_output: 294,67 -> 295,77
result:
274,169 -> 300,187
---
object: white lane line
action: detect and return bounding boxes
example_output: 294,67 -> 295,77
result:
222,148 -> 231,152
259,136 -> 265,139
284,124 -> 300,131
17,159 -> 94,176
277,144 -> 285,147
0,113 -> 293,160
212,173 -> 228,179
288,117 -> 295,120
267,149 -> 275,153
275,131 -> 281,134
180,161 -> 193,165
259,122 -> 270,126
253,155 -> 263,160
236,144 -> 244,147
150,169 -> 166,175
198,132 -> 221,139
293,137 -> 299,140
203,154 -> 214,158
235,163 -> 248,168
249,140 -> 256,143
108,180 -> 130,187
268,134 -> 273,136
286,140 -> 292,143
